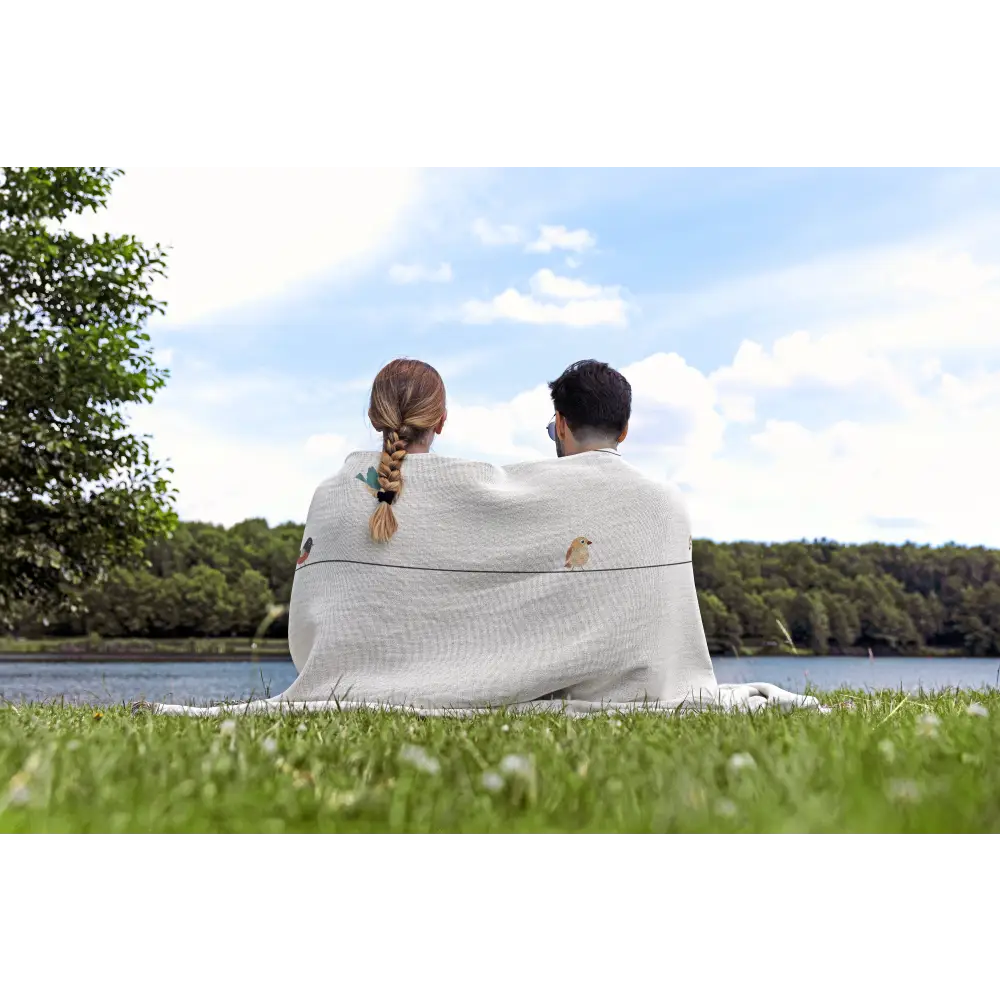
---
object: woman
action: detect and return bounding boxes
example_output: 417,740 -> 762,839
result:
365,358 -> 447,543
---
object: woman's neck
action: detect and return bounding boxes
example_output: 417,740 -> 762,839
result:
386,433 -> 433,455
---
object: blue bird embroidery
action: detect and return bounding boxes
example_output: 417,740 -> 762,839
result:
355,466 -> 380,495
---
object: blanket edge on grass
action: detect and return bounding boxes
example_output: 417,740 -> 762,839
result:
148,683 -> 826,717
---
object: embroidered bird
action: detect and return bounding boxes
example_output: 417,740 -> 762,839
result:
565,536 -> 593,570
297,537 -> 313,566
355,466 -> 380,496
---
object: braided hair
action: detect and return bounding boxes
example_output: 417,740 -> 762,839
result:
367,360 -> 446,543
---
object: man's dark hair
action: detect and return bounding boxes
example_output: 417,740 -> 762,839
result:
548,360 -> 632,439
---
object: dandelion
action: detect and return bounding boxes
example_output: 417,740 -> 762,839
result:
727,752 -> 757,773
481,771 -> 504,792
967,702 -> 989,718
220,719 -> 237,735
92,710 -> 103,721
916,713 -> 940,737
887,779 -> 921,803
715,798 -> 737,818
398,744 -> 440,775
261,737 -> 278,755
878,739 -> 896,763
499,754 -> 535,779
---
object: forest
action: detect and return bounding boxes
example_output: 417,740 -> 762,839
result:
7,520 -> 1000,656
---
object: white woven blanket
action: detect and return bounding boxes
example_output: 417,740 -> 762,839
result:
154,450 -> 818,715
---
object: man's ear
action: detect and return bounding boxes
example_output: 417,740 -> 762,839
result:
617,421 -> 629,445
555,412 -> 568,440
435,410 -> 447,435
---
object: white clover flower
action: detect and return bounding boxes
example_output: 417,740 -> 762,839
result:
261,736 -> 278,755
916,713 -> 940,737
727,752 -> 757,773
8,774 -> 31,806
887,779 -> 921,803
966,702 -> 989,718
481,771 -> 504,792
714,798 -> 737,818
220,720 -> 237,735
297,723 -> 308,733
500,724 -> 510,733
398,744 -> 440,775
499,754 -> 535,779
878,739 -> 896,763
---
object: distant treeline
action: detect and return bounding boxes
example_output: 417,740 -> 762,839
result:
8,521 -> 1000,656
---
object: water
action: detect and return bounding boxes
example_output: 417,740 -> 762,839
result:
1,656 -> 997,706
0,660 -> 299,706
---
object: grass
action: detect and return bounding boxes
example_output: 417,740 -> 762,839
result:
0,635 -> 291,659
2,689 -> 998,832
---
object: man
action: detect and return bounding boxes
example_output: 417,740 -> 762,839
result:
546,359 -> 630,458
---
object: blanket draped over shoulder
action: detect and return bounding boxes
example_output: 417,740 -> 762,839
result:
153,451 -> 819,716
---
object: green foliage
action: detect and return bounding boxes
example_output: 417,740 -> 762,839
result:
2,690 -> 999,832
0,167 -> 176,628
8,523 -> 1000,655
693,538 -> 1000,657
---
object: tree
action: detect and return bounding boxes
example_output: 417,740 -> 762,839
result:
0,167 -> 176,629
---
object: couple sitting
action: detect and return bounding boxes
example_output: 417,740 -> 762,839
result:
154,357 -> 816,714
268,357 -> 816,715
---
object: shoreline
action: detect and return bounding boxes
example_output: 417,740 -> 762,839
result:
1,650 -> 994,664
0,652 -> 293,663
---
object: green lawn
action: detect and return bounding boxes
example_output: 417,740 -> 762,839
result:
0,635 -> 291,659
2,689 -> 998,832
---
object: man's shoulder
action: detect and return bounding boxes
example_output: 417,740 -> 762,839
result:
503,452 -> 688,506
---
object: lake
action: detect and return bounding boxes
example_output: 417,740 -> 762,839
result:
1,656 -> 998,706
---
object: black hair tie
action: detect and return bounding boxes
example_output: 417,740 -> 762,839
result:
376,490 -> 396,505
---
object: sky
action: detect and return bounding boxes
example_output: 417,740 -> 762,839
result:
68,167 -> 1000,547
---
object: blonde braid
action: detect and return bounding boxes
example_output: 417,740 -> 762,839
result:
366,359 -> 447,544
369,430 -> 408,543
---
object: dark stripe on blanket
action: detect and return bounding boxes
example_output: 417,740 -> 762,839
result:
295,558 -> 694,575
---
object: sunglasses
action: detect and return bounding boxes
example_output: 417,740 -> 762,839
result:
546,416 -> 557,442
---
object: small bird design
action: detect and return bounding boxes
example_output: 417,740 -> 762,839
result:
565,536 -> 593,570
297,537 -> 313,566
355,466 -> 380,496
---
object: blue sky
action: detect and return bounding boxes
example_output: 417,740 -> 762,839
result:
74,168 -> 1000,546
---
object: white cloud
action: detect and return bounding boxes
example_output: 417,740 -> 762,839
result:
388,262 -> 453,284
462,268 -> 627,327
114,216 -> 1000,545
526,224 -> 596,254
64,168 -> 421,326
565,257 -> 581,269
472,220 -> 596,255
444,385 -> 553,463
708,330 -> 925,422
528,268 -> 613,300
471,218 -> 523,246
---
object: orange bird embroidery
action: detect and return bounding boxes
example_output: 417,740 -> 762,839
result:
565,537 -> 593,570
